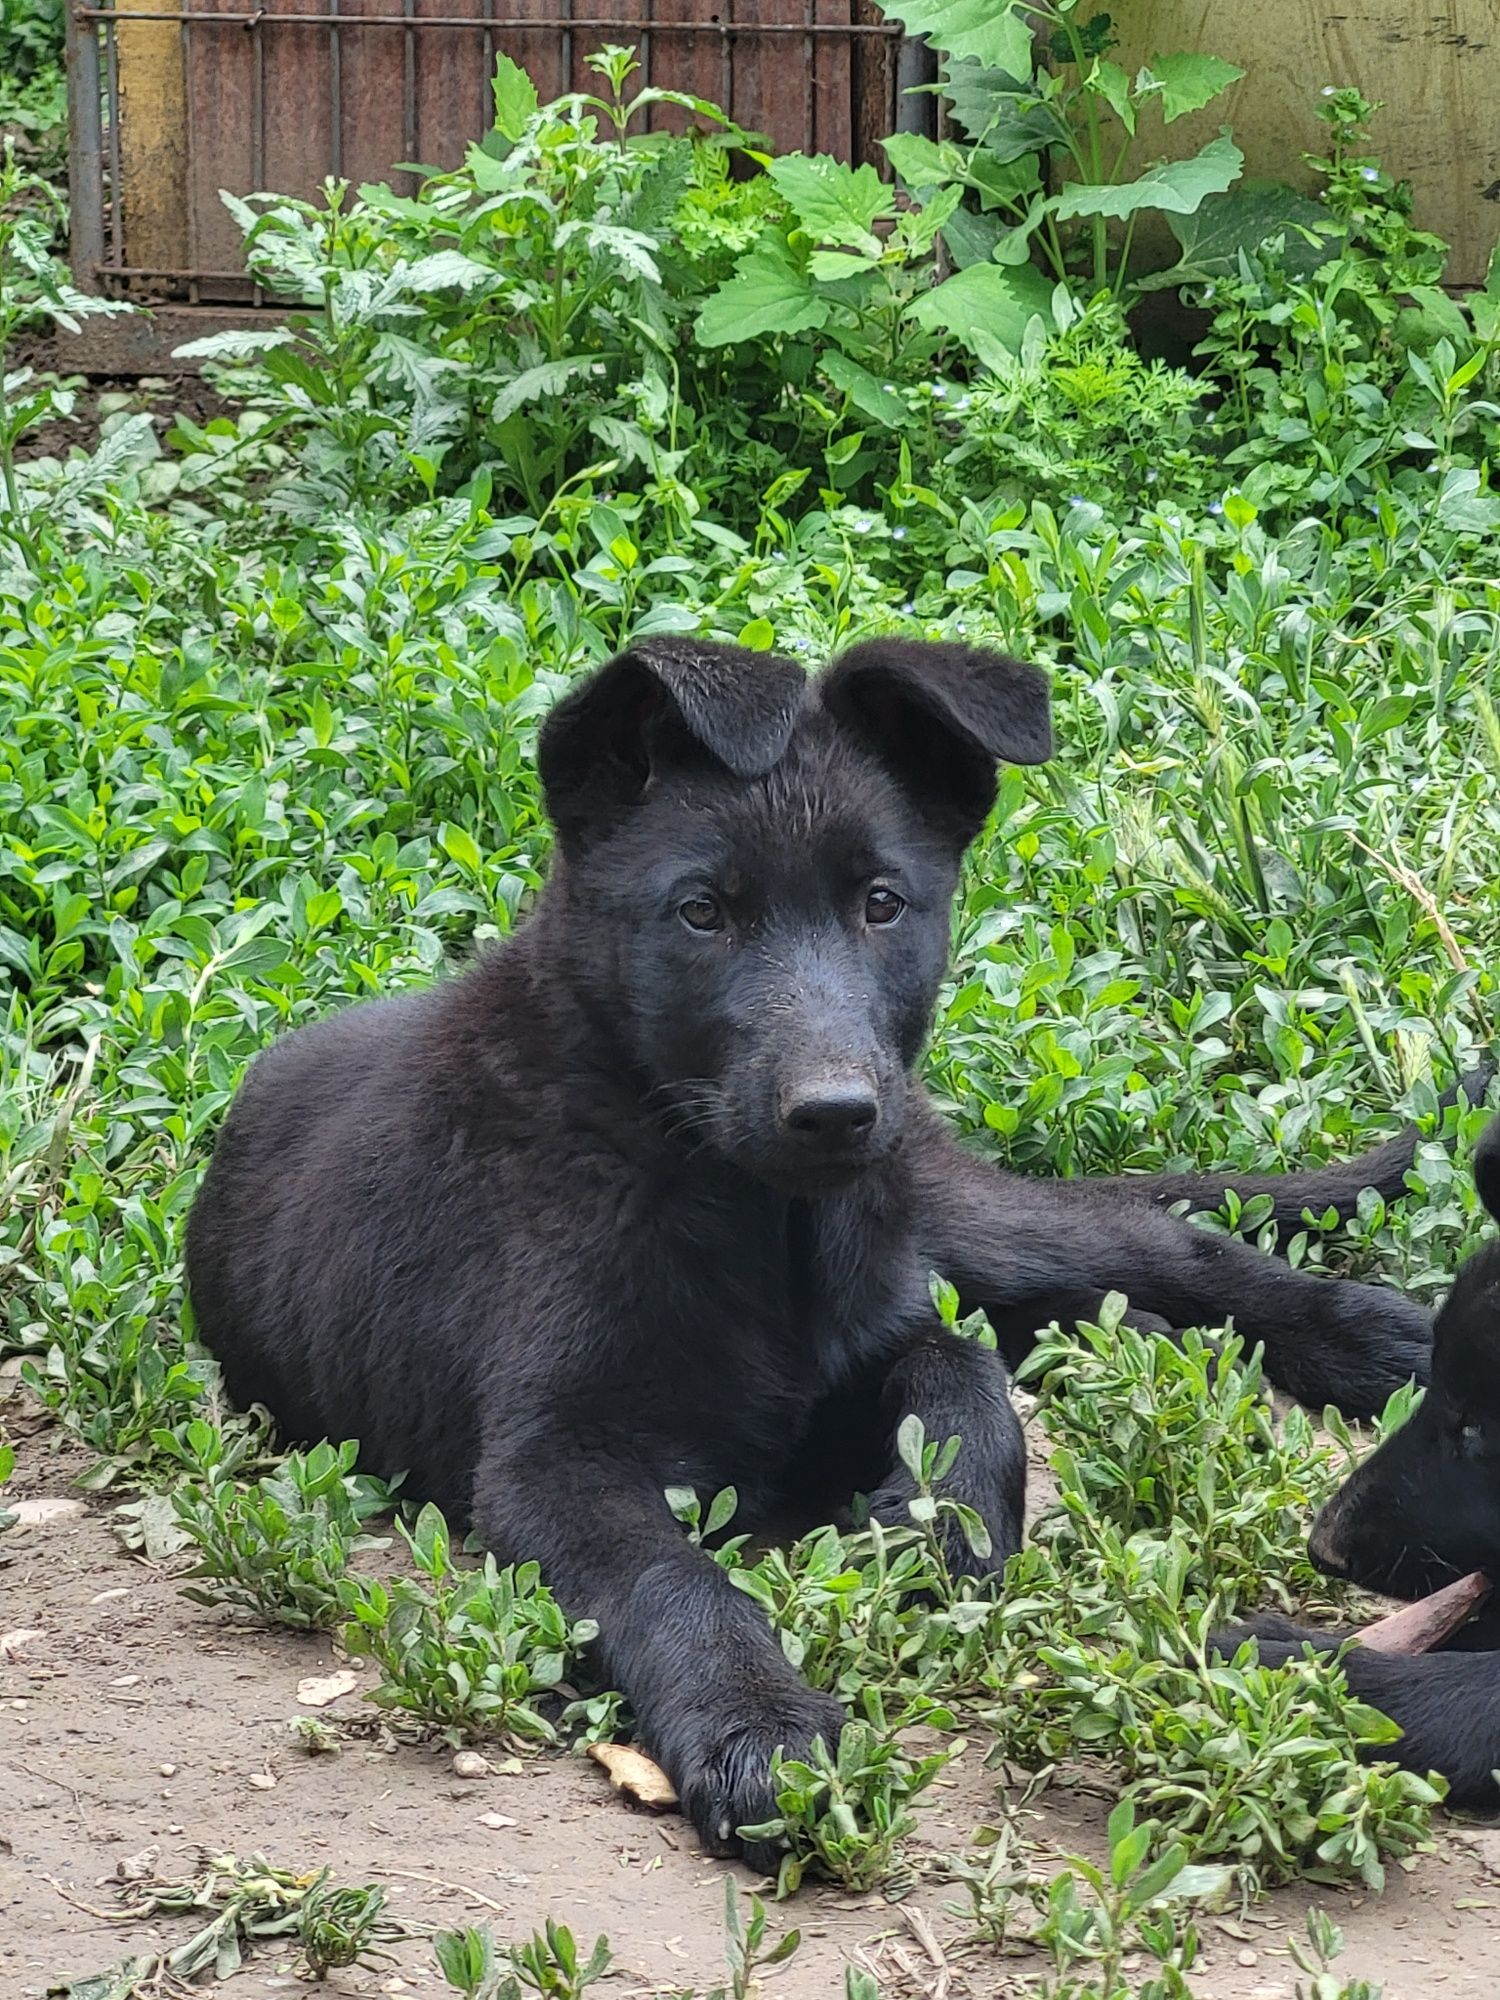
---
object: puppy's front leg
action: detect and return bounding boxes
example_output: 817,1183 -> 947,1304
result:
864,1326 -> 1026,1581
472,1427 -> 843,1867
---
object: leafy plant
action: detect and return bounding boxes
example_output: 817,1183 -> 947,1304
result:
338,1502 -> 596,1744
876,0 -> 1248,298
435,1920 -> 612,2000
1018,1293 -> 1346,1613
166,1426 -> 394,1629
738,1692 -> 955,1896
59,1853 -> 404,1994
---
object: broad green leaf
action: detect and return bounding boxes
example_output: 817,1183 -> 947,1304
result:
1144,51 -> 1244,123
1052,134 -> 1243,220
767,156 -> 895,254
941,59 -> 1070,159
820,350 -> 911,428
491,358 -> 591,423
695,234 -> 828,346
881,131 -> 954,190
905,258 -> 1052,356
877,0 -> 1034,80
1089,59 -> 1134,135
491,53 -> 539,140
1133,181 -> 1340,290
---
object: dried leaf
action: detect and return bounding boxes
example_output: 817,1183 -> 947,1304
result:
588,1742 -> 678,1809
296,1668 -> 358,1707
10,1497 -> 86,1528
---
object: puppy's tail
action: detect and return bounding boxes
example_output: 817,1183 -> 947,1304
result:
1083,1060 -> 1495,1233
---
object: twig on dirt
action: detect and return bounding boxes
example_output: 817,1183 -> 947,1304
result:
45,1875 -> 134,1921
385,1867 -> 506,1913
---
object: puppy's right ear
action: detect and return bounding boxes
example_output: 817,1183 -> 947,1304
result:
1476,1115 -> 1500,1226
538,638 -> 806,854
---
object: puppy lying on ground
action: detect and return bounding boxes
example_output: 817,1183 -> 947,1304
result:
186,635 -> 1480,1858
1218,1117 -> 1500,1808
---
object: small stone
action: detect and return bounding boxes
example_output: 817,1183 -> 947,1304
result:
1238,1949 -> 1259,1966
452,1750 -> 491,1780
159,1763 -> 176,1777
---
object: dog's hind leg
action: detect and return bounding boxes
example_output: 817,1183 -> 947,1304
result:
918,1140 -> 1432,1416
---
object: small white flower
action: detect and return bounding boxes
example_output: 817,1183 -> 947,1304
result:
892,526 -> 908,540
1208,501 -> 1223,515
1362,166 -> 1379,182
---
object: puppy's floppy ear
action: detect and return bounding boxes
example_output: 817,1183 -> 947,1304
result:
821,638 -> 1052,846
1475,1115 -> 1500,1226
539,637 -> 806,853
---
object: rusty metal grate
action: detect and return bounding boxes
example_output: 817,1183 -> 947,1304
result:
67,0 -> 924,319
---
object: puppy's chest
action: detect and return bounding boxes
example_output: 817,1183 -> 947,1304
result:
625,1197 -> 917,1463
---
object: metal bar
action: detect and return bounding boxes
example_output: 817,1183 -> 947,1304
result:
718,7 -> 729,113
79,8 -> 901,29
562,0 -> 572,99
640,0 -> 651,101
182,5 -> 199,302
251,6 -> 264,302
802,0 -> 812,150
66,8 -> 107,296
403,0 -> 415,172
330,0 -> 342,176
480,0 -> 492,132
104,19 -> 124,267
895,31 -> 934,137
95,261 -> 299,278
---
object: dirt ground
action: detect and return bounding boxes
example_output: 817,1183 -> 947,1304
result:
4,1425 -> 1499,2000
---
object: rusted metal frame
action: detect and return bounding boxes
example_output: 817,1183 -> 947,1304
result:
802,0 -> 812,150
251,7 -> 265,302
330,0 -> 343,178
403,0 -> 415,176
480,0 -> 493,133
66,7 -> 107,294
182,1 -> 199,300
95,262 -> 288,280
77,8 -> 902,30
103,19 -> 124,271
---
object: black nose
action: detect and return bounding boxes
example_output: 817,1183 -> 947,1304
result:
781,1084 -> 879,1150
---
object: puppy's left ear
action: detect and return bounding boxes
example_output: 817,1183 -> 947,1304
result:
821,639 -> 1053,846
1476,1114 -> 1500,1226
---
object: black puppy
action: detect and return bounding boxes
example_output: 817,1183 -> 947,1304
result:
1219,1118 -> 1500,1807
186,636 -> 1461,1859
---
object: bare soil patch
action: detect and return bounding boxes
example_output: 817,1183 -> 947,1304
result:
3,1433 -> 1498,2000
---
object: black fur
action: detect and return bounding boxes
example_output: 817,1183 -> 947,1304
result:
186,636 -> 1476,1859
1215,1116 -> 1500,1809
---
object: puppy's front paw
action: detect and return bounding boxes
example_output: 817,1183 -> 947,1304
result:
673,1686 -> 848,1872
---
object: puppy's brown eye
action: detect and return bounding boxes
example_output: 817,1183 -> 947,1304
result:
865,887 -> 905,927
678,895 -> 724,934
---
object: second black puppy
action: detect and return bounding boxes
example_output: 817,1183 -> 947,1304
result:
187,636 -> 1455,1860
1219,1117 -> 1500,1807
